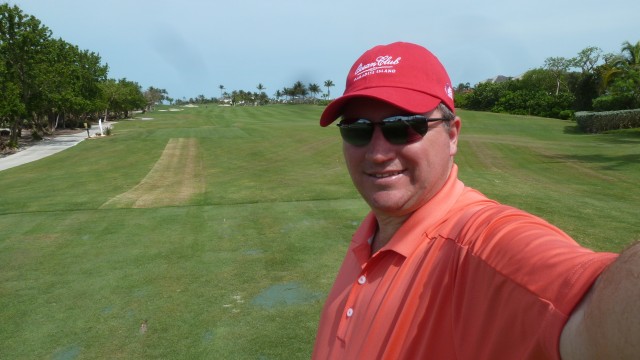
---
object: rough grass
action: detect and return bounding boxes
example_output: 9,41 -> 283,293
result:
0,105 -> 638,359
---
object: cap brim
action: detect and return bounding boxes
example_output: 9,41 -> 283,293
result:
320,87 -> 442,127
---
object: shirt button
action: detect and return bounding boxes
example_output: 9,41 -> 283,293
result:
358,275 -> 366,285
346,308 -> 354,317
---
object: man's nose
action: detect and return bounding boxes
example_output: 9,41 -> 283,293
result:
365,127 -> 395,162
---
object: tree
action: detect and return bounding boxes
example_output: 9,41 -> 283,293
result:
459,41 -> 640,116
519,68 -> 558,94
282,87 -> 293,102
560,46 -> 604,111
455,82 -> 471,93
219,84 -> 225,98
99,79 -> 119,121
324,79 -> 335,99
195,94 -> 206,104
460,72 -> 575,119
621,40 -> 640,68
255,83 -> 268,105
308,83 -> 321,103
0,3 -> 52,147
143,86 -> 168,111
595,40 -> 640,110
1,4 -> 143,143
462,81 -> 507,111
572,46 -> 603,74
292,81 -> 308,103
0,62 -> 24,132
544,57 -> 572,95
100,78 -> 145,120
255,91 -> 269,106
42,38 -> 107,130
274,89 -> 283,102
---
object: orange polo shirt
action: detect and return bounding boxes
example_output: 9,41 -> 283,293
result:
313,165 -> 617,359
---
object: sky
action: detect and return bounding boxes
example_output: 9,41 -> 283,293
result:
9,0 -> 640,101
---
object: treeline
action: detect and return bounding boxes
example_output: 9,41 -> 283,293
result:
0,4 -> 168,148
180,80 -> 336,106
455,41 -> 640,120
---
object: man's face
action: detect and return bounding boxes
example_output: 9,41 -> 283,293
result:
341,98 -> 460,219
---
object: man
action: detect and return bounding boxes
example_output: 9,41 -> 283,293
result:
313,42 -> 639,359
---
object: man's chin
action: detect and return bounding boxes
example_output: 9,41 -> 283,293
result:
367,197 -> 412,217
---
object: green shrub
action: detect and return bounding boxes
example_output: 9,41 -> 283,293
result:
558,110 -> 574,120
592,94 -> 637,111
575,109 -> 640,133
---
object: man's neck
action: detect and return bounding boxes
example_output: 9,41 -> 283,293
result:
370,214 -> 409,255
369,163 -> 458,256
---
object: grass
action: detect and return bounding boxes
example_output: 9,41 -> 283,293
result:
456,111 -> 640,251
0,105 -> 638,359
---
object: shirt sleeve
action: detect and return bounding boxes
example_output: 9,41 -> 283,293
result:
452,204 -> 617,359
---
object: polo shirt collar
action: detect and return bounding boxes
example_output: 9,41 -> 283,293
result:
350,212 -> 379,264
391,165 -> 465,257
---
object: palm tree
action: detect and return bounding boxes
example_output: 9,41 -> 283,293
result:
621,41 -> 640,68
219,85 -> 225,98
598,40 -> 640,109
324,80 -> 335,99
274,89 -> 283,102
257,83 -> 266,92
602,41 -> 640,89
292,81 -> 307,103
282,87 -> 293,102
308,83 -> 321,103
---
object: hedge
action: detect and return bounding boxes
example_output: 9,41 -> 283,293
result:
575,109 -> 640,133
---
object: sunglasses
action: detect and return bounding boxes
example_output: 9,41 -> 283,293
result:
337,115 -> 448,147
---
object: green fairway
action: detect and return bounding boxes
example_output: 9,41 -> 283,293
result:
1,105 -> 638,359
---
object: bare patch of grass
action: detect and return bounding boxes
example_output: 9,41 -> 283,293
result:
101,138 -> 204,208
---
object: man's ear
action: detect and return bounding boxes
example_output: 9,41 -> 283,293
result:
449,117 -> 462,156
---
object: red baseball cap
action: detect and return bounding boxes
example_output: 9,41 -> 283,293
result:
320,42 -> 455,126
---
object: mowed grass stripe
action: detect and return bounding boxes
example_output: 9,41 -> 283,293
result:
101,138 -> 204,208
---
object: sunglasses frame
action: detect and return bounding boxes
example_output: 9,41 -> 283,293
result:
336,115 -> 449,147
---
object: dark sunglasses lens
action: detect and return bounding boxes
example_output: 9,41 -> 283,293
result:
408,119 -> 428,136
383,118 -> 428,145
382,121 -> 410,144
339,122 -> 373,147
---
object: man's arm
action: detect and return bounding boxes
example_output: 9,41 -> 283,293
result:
560,241 -> 640,359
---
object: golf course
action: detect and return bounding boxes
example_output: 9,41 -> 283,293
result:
1,104 -> 639,359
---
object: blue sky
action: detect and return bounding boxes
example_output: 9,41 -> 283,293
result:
10,0 -> 640,101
